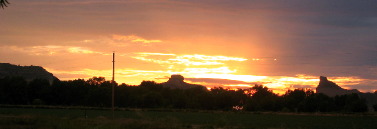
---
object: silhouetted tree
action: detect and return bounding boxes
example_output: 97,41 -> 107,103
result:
0,76 -> 372,113
1,0 -> 9,9
57,79 -> 88,105
373,104 -> 377,112
0,77 -> 28,104
140,80 -> 164,91
170,89 -> 188,108
244,85 -> 282,111
283,89 -> 314,112
210,87 -> 247,110
87,76 -> 106,86
334,93 -> 368,112
27,78 -> 51,105
184,86 -> 209,109
299,93 -> 335,112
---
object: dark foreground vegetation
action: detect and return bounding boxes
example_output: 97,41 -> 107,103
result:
1,107 -> 377,129
0,76 -> 372,112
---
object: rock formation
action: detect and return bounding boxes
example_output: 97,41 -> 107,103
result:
316,76 -> 377,111
316,76 -> 360,97
0,63 -> 58,84
162,75 -> 204,89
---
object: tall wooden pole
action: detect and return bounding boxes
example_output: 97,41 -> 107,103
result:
112,52 -> 115,118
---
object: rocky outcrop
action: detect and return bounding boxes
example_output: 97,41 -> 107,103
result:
0,63 -> 58,84
316,76 -> 360,97
162,75 -> 204,89
316,76 -> 377,111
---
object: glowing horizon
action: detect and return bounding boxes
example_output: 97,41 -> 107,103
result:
44,55 -> 370,95
1,1 -> 377,94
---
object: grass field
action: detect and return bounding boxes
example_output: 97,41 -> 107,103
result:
1,107 -> 377,129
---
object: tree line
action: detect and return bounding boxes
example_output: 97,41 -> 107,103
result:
0,76 -> 372,112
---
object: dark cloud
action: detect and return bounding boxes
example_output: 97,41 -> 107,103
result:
309,16 -> 377,28
254,0 -> 377,79
343,80 -> 377,92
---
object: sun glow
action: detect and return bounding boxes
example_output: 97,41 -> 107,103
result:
193,74 -> 267,83
47,65 -> 366,94
39,48 -> 366,94
42,48 -> 366,95
132,52 -> 248,66
35,44 -> 369,95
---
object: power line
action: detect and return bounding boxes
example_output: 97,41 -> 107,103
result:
112,52 -> 115,119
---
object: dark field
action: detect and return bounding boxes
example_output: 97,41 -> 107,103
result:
0,107 -> 376,129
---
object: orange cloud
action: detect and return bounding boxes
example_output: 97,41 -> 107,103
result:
178,54 -> 248,61
1,45 -> 109,56
180,67 -> 236,74
112,34 -> 162,43
1,45 -> 64,56
67,47 -> 109,55
132,52 -> 248,66
136,52 -> 176,56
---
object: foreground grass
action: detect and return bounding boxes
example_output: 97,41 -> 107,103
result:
1,107 -> 377,129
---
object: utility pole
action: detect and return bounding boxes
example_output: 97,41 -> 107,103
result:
112,52 -> 115,119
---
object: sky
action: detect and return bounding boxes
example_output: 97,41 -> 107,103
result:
1,0 -> 377,94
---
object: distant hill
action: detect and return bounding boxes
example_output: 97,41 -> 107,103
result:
316,76 -> 377,110
316,76 -> 361,97
0,63 -> 58,84
162,75 -> 205,89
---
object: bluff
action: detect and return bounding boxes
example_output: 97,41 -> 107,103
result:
316,76 -> 377,110
0,63 -> 58,84
162,75 -> 204,89
316,76 -> 360,97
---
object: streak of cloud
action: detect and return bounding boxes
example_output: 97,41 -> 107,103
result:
112,34 -> 162,44
0,45 -> 110,56
132,52 -> 248,66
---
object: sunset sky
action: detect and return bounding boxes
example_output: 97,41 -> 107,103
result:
1,0 -> 377,94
